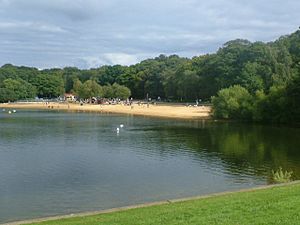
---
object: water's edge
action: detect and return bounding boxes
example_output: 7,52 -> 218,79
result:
3,181 -> 299,225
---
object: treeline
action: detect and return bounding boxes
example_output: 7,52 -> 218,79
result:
212,30 -> 300,123
0,29 -> 299,122
72,80 -> 131,100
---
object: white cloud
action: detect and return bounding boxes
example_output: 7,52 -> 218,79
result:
0,21 -> 66,33
0,0 -> 300,68
79,53 -> 139,68
103,53 -> 138,65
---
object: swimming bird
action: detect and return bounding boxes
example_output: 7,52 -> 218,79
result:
8,111 -> 12,114
116,127 -> 120,133
13,110 -> 16,113
120,124 -> 124,128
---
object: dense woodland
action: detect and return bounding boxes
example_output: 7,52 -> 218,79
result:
0,29 -> 300,123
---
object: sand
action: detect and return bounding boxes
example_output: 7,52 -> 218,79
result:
0,102 -> 211,119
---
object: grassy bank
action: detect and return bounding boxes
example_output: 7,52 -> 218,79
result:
22,182 -> 300,225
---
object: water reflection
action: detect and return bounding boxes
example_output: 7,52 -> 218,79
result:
0,110 -> 299,223
125,119 -> 300,179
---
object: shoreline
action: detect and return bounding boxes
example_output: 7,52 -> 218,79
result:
0,102 -> 212,120
2,181 -> 299,225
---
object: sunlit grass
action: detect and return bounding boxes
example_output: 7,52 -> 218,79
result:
28,182 -> 300,225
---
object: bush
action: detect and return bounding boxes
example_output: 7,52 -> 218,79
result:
212,85 -> 253,120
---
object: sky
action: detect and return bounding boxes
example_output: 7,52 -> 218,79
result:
0,0 -> 299,69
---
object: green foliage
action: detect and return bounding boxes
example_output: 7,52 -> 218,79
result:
212,84 -> 296,123
72,80 -> 131,100
285,74 -> 300,122
74,80 -> 103,99
0,28 -> 300,120
63,67 -> 81,93
27,183 -> 300,225
272,167 -> 293,183
251,90 -> 267,121
102,84 -> 114,98
212,85 -> 253,120
236,62 -> 264,93
31,72 -> 64,98
255,86 -> 288,122
111,83 -> 131,99
71,79 -> 83,97
0,78 -> 36,102
175,69 -> 200,100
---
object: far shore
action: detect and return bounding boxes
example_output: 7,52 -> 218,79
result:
0,102 -> 212,119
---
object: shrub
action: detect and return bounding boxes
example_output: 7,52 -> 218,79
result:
211,85 -> 253,120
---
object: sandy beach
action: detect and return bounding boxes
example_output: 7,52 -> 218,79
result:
0,102 -> 211,119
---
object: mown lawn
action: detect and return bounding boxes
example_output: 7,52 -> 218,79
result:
29,182 -> 300,225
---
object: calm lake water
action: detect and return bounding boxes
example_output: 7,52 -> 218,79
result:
0,109 -> 300,223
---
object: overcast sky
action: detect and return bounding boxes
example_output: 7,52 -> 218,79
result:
0,0 -> 299,69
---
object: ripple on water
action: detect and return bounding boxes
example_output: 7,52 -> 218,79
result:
0,110 -> 300,223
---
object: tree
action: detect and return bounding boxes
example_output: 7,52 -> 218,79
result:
235,62 -> 264,94
77,80 -> 103,99
285,75 -> 300,122
102,84 -> 114,98
62,67 -> 81,93
72,79 -> 83,97
177,70 -> 200,100
0,28 -> 299,124
255,86 -> 288,123
0,78 -> 36,102
212,85 -> 253,120
112,83 -> 131,99
31,72 -> 64,98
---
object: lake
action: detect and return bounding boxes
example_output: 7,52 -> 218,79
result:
0,110 -> 300,223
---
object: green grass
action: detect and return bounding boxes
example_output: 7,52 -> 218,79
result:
29,183 -> 300,225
